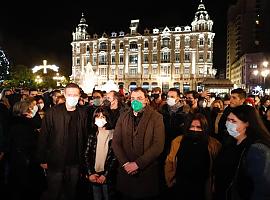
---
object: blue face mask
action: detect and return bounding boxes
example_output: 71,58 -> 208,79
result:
66,97 -> 79,107
225,121 -> 240,138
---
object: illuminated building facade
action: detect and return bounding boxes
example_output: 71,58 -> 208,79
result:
226,0 -> 270,90
71,1 -> 216,92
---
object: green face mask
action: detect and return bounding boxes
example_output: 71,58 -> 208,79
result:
131,100 -> 143,112
93,99 -> 101,106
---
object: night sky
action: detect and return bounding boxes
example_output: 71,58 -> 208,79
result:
0,0 -> 236,77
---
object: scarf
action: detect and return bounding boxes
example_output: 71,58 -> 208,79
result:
95,129 -> 114,172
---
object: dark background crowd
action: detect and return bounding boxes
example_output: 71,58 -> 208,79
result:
0,85 -> 270,200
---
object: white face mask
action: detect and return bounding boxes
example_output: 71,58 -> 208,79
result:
38,103 -> 44,110
202,101 -> 207,108
32,105 -> 38,117
225,121 -> 240,138
167,98 -> 176,107
95,118 -> 107,128
66,97 -> 79,107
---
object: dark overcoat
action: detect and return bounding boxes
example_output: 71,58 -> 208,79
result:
112,105 -> 165,198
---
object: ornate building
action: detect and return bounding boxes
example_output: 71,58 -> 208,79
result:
71,1 -> 216,93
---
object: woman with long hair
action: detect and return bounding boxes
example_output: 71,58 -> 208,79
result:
213,104 -> 270,200
165,113 -> 221,200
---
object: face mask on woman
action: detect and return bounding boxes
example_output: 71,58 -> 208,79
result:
225,121 -> 240,138
31,105 -> 39,117
38,103 -> 44,110
95,118 -> 107,128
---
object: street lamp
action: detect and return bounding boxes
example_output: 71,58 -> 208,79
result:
262,61 -> 269,68
261,69 -> 270,84
253,60 -> 269,93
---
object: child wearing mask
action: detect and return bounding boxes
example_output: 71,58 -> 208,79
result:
84,107 -> 117,200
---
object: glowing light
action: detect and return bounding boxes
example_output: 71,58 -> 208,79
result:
253,70 -> 259,76
261,69 -> 270,78
35,75 -> 43,84
262,61 -> 269,68
32,60 -> 59,74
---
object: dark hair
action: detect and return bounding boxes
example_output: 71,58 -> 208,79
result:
108,90 -> 125,108
80,93 -> 88,99
92,106 -> 113,130
185,113 -> 209,135
231,88 -> 246,99
168,88 -> 180,97
131,87 -> 147,98
51,89 -> 61,96
261,95 -> 270,105
29,88 -> 38,93
230,105 -> 270,146
34,95 -> 45,102
92,90 -> 104,98
185,90 -> 200,99
152,87 -> 162,93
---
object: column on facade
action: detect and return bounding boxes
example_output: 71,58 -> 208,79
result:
192,51 -> 196,75
125,47 -> 129,74
138,44 -> 141,73
81,53 -> 85,81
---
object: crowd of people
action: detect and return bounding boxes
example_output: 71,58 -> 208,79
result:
0,84 -> 270,200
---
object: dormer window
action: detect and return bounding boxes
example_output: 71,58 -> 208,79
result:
119,31 -> 125,36
144,29 -> 150,35
153,28 -> 159,34
129,41 -> 138,50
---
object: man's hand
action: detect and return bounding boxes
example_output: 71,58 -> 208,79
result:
88,174 -> 100,183
201,90 -> 210,98
40,163 -> 48,169
96,175 -> 106,184
124,162 -> 139,174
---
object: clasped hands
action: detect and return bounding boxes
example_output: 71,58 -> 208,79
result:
88,174 -> 106,184
123,162 -> 139,175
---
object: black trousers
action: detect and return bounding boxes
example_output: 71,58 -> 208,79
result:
40,165 -> 80,200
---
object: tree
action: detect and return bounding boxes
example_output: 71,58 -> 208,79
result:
0,48 -> 10,81
8,65 -> 35,88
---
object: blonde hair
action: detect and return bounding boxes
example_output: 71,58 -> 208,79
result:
210,99 -> 224,111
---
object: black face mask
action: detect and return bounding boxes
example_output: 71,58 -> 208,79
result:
152,94 -> 160,100
212,107 -> 220,113
103,99 -> 111,107
187,130 -> 204,135
186,100 -> 193,107
186,130 -> 208,142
